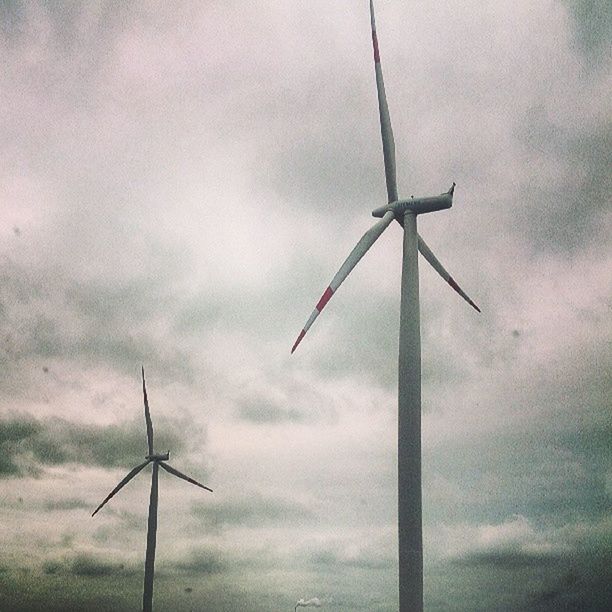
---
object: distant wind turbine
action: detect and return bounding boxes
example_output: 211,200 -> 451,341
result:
92,367 -> 212,612
290,2 -> 480,611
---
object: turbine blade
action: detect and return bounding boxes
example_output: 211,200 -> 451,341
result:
291,210 -> 395,353
91,459 -> 151,517
159,462 -> 213,492
370,0 -> 397,203
417,235 -> 481,312
142,366 -> 154,455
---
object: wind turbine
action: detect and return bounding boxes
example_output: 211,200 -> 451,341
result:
92,367 -> 212,612
290,2 -> 480,610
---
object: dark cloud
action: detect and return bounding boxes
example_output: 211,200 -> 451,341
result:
430,546 -> 612,612
452,549 -> 561,569
0,414 -> 187,476
172,548 -> 226,575
438,540 -> 612,612
563,0 -> 612,64
0,417 -> 39,475
0,257 -> 195,389
68,553 -> 133,577
40,553 -> 136,581
527,559 -> 612,611
0,565 -> 278,612
424,428 -> 610,525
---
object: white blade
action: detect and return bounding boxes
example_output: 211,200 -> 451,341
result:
291,210 -> 395,353
417,235 -> 481,312
159,462 -> 213,492
142,367 -> 154,455
370,0 -> 397,203
91,459 -> 151,517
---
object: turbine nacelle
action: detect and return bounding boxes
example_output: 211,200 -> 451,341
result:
372,183 -> 455,218
146,452 -> 170,461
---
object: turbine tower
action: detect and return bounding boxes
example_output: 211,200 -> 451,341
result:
290,2 -> 480,610
92,367 -> 212,612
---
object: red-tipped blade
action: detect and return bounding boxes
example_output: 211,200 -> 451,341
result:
417,235 -> 481,312
370,0 -> 397,203
91,459 -> 151,517
291,329 -> 307,354
159,462 -> 212,492
291,210 -> 395,353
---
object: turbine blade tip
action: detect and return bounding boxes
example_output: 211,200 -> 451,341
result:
291,329 -> 306,354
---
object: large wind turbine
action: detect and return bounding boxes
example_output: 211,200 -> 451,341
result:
291,2 -> 479,610
92,368 -> 212,612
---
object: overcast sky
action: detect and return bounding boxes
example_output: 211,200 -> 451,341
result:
0,1 -> 610,610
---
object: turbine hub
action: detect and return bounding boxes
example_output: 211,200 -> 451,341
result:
146,452 -> 170,461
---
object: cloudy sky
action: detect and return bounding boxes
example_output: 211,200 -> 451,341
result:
1,0 -> 610,610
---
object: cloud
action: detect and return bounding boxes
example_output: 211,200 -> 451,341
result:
42,552 -> 135,577
69,553 -> 131,577
428,514 -> 612,611
562,0 -> 612,64
453,549 -> 561,569
237,400 -> 307,424
172,548 -> 226,575
0,414 -> 188,476
0,1 -> 609,609
0,417 -> 39,475
514,110 -> 611,254
43,498 -> 90,512
527,560 -> 612,611
192,492 -> 314,531
0,257 -> 196,393
309,534 -> 396,573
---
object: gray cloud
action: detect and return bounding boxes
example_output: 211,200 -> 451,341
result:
312,548 -> 394,571
67,553 -> 133,577
430,551 -> 611,612
515,108 -> 611,254
0,417 -> 39,475
563,0 -> 612,64
527,560 -> 611,611
192,493 -> 314,531
309,291 -> 399,388
452,549 -> 562,569
172,548 -> 226,575
0,414 -> 187,476
43,498 -> 90,512
0,257 -> 195,391
237,401 -> 307,424
424,430 -> 610,525
0,1 -> 609,610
